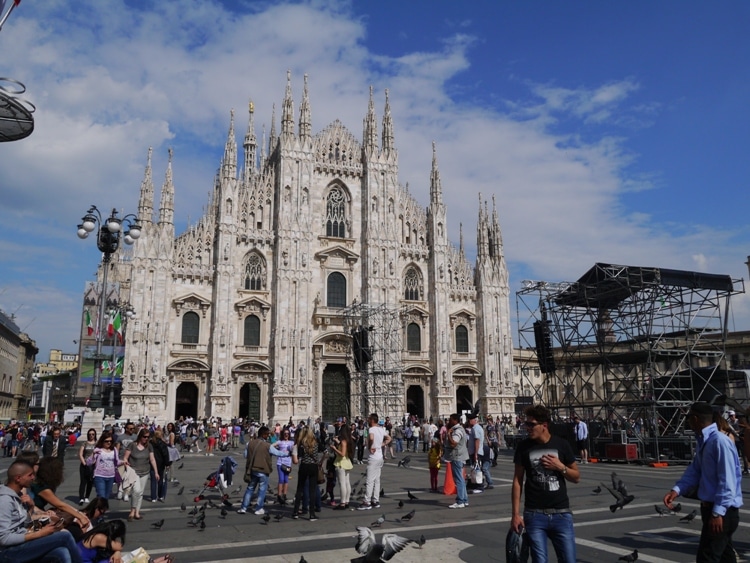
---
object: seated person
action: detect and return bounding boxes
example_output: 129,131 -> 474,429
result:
0,459 -> 82,563
77,520 -> 173,563
68,497 -> 109,543
30,457 -> 90,531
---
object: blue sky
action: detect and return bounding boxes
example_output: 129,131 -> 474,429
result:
0,0 -> 748,359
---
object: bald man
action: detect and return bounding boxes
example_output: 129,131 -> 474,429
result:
0,460 -> 82,563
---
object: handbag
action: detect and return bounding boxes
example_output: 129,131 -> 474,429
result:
471,461 -> 483,485
280,464 -> 292,474
167,445 -> 181,463
317,464 -> 326,484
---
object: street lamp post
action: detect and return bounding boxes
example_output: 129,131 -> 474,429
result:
77,206 -> 141,410
107,302 -> 136,415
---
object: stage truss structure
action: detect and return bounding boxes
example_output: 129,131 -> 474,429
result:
516,263 -> 744,454
342,302 -> 405,420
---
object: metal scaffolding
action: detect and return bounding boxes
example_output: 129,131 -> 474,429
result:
516,264 -> 743,458
341,302 -> 405,419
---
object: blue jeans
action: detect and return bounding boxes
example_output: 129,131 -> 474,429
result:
523,510 -> 576,563
450,460 -> 468,505
240,471 -> 269,512
0,529 -> 82,563
93,476 -> 114,500
150,467 -> 167,500
480,456 -> 494,486
394,438 -> 403,453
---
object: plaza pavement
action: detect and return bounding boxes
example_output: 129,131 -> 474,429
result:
2,445 -> 748,562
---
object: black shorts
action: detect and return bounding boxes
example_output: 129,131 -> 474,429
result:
576,439 -> 587,450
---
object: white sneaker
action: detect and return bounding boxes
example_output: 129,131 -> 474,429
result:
117,491 -> 123,500
448,502 -> 466,509
123,494 -> 130,502
84,498 -> 89,503
254,508 -> 265,515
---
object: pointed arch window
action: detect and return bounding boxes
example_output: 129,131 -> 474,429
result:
326,187 -> 346,238
244,315 -> 261,347
404,267 -> 422,301
181,312 -> 200,344
407,322 -> 421,352
327,272 -> 347,308
243,253 -> 265,290
455,325 -> 469,353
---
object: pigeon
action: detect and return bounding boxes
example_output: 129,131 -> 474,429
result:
199,520 -> 206,531
299,557 -> 307,563
680,509 -> 697,523
416,535 -> 426,549
398,500 -> 404,509
401,509 -> 415,522
321,491 -> 329,502
617,480 -> 629,497
219,507 -> 228,518
610,472 -> 618,490
352,526 -> 413,563
397,456 -> 411,468
654,505 -> 670,517
592,486 -> 602,495
233,485 -> 243,494
407,490 -> 418,501
262,513 -> 271,524
177,462 -> 184,469
618,549 -> 638,562
177,486 -> 184,496
600,482 -> 635,512
151,519 -> 165,530
672,502 -> 682,513
199,503 -> 207,513
380,488 -> 386,498
274,512 -> 284,522
371,514 -> 386,528
222,498 -> 233,508
180,503 -> 186,511
188,506 -> 198,516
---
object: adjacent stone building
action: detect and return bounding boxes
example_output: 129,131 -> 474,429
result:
118,74 -> 515,423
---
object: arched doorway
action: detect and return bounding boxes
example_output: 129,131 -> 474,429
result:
406,385 -> 424,419
239,383 -> 261,421
322,365 -> 350,422
456,385 -> 473,415
175,382 -> 198,420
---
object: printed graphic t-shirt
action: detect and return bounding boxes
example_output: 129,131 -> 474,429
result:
513,434 -> 575,510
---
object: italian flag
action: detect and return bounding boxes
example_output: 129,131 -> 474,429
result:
107,310 -> 122,342
85,309 -> 94,336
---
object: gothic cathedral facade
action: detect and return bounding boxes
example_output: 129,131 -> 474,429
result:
120,73 -> 514,424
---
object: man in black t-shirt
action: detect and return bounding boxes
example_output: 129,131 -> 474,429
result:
511,405 -> 580,563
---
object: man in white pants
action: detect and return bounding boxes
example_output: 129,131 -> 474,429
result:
357,413 -> 390,510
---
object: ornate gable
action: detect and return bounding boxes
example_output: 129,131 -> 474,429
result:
403,304 -> 429,327
449,308 -> 476,330
172,293 -> 212,317
314,245 -> 359,270
234,296 -> 272,319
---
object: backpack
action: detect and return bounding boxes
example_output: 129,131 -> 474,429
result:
505,528 -> 529,563
404,426 -> 413,439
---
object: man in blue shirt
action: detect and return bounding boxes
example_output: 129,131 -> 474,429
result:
663,402 -> 743,563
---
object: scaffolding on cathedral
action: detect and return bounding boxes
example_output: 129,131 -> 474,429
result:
342,302 -> 405,420
516,263 -> 744,461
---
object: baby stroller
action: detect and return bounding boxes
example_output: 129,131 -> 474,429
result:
194,455 -> 237,502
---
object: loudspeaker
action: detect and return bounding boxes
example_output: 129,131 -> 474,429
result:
533,320 -> 556,374
351,327 -> 372,372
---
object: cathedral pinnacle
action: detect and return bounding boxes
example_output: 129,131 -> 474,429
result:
281,69 -> 294,137
299,74 -> 311,141
382,88 -> 394,154
158,148 -> 175,227
244,99 -> 257,182
363,85 -> 378,152
430,141 -> 443,205
137,146 -> 154,225
222,109 -> 237,179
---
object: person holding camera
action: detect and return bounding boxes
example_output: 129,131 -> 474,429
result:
0,460 -> 82,563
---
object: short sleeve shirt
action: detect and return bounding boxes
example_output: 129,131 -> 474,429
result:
368,425 -> 386,460
469,423 -> 484,456
126,442 -> 154,476
514,435 -> 575,510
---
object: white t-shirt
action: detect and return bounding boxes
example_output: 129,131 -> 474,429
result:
368,425 -> 387,460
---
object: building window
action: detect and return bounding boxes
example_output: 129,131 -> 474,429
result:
181,312 -> 200,344
327,272 -> 347,308
243,253 -> 265,290
407,322 -> 421,352
403,267 -> 422,300
325,187 -> 346,238
455,325 -> 469,353
244,315 -> 261,347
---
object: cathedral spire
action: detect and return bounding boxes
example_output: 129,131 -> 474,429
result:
430,141 -> 443,205
460,222 -> 465,256
381,88 -> 394,154
363,85 -> 378,153
281,69 -> 294,138
298,74 -> 311,141
491,194 -> 504,257
137,147 -> 154,225
269,103 -> 277,153
476,193 -> 489,258
222,109 -> 237,179
243,99 -> 257,182
158,148 -> 174,226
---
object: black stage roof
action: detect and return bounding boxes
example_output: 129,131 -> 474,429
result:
554,263 -> 734,309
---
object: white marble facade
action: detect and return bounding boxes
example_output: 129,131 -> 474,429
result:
118,74 -> 515,424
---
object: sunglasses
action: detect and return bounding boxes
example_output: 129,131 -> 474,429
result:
103,439 -> 113,443
524,421 -> 542,428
